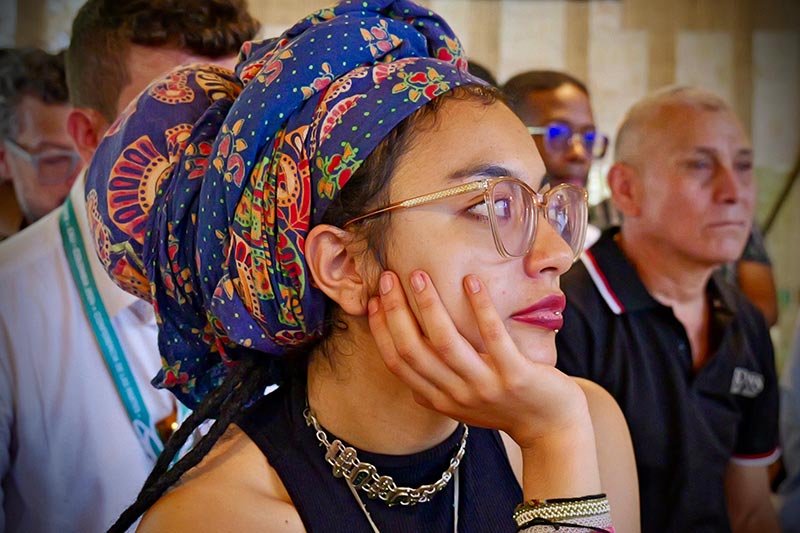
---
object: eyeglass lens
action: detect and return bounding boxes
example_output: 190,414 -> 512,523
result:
544,185 -> 588,258
489,180 -> 535,257
38,152 -> 81,184
544,123 -> 607,159
490,180 -> 587,259
5,139 -> 81,185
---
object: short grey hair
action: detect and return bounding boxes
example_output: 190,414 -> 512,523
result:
614,86 -> 732,164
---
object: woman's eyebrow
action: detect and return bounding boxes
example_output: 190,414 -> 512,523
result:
444,163 -> 519,182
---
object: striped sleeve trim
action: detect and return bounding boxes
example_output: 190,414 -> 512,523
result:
730,447 -> 781,467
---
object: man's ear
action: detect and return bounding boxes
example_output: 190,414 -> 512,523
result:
305,224 -> 371,316
607,162 -> 642,218
67,108 -> 109,165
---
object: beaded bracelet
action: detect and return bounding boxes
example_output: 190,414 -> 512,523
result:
514,494 -> 613,533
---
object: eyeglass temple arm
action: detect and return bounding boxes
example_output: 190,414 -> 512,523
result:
343,179 -> 489,228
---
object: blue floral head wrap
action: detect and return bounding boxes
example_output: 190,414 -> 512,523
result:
85,0 -> 482,408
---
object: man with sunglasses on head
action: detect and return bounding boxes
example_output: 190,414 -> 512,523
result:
0,48 -> 81,236
502,70 -> 608,247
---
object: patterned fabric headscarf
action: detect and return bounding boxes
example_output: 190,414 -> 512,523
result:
85,0 -> 481,408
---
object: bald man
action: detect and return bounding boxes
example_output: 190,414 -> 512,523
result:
556,87 -> 780,532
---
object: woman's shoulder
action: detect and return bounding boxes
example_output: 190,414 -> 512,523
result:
137,425 -> 304,532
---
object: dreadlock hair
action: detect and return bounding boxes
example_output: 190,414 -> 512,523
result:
108,352 -> 271,532
107,84 -> 500,532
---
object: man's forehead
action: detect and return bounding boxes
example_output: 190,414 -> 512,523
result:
13,96 -> 73,145
523,85 -> 594,125
649,105 -> 750,152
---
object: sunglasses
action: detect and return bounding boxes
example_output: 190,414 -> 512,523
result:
527,122 -> 608,159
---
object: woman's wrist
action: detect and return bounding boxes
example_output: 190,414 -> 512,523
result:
518,415 -> 602,500
507,375 -> 593,446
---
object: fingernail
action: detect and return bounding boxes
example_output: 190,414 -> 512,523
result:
379,272 -> 393,295
368,297 -> 379,315
410,272 -> 426,293
465,275 -> 480,294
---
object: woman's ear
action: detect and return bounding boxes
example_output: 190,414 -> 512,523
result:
607,162 -> 642,218
305,224 -> 371,316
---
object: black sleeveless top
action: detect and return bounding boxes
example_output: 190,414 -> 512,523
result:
237,375 -> 522,532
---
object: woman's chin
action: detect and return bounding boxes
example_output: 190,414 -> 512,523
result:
512,331 -> 558,366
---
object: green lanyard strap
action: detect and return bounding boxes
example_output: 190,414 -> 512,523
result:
60,196 -> 166,462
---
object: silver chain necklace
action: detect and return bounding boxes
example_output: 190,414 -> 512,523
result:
302,406 -> 468,507
344,463 -> 460,533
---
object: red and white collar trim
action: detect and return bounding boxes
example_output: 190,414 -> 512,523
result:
580,251 -> 625,315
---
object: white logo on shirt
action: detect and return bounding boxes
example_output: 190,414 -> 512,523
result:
730,367 -> 764,398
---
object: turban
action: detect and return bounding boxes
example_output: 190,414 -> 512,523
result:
85,0 -> 482,408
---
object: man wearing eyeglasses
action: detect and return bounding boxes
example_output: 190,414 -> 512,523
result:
502,70 -> 608,247
0,48 -> 81,234
555,87 -> 780,532
0,2 -> 260,531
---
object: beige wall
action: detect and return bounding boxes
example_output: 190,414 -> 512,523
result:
10,0 -> 800,363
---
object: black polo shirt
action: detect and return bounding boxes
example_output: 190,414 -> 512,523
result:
556,228 -> 779,533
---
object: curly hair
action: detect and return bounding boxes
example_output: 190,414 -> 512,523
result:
0,48 -> 69,139
66,0 -> 260,122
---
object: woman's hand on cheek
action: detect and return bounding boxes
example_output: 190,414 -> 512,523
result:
367,269 -> 593,450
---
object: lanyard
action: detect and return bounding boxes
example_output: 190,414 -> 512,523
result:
60,196 -> 172,462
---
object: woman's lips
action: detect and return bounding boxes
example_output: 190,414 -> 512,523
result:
509,294 -> 566,331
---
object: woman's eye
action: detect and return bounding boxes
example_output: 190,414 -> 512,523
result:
466,201 -> 491,220
492,198 -> 512,220
465,197 -> 512,222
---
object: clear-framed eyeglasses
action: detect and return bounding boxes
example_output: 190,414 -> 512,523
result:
527,122 -> 609,159
343,177 -> 588,261
4,138 -> 82,185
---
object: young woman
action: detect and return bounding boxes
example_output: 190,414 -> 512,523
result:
87,1 -> 638,531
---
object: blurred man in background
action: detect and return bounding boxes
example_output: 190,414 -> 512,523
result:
0,48 -> 80,234
0,1 -> 259,531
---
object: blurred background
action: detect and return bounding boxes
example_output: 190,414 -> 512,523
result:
1,0 -> 798,367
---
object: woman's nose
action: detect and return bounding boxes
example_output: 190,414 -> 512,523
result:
523,211 -> 575,278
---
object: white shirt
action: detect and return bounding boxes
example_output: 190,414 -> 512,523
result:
0,175 -> 175,533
